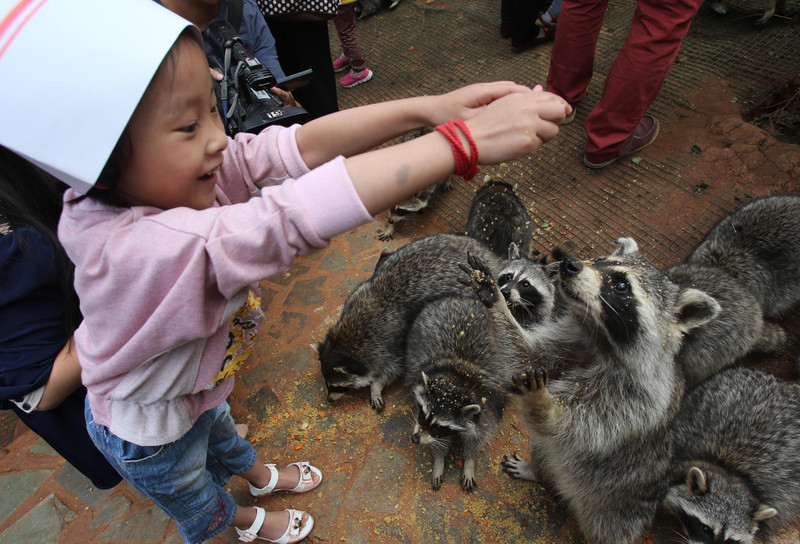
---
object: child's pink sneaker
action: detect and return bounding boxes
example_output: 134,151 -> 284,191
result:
340,68 -> 373,88
332,54 -> 350,73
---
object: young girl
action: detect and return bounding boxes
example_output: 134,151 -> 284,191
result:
4,3 -> 569,543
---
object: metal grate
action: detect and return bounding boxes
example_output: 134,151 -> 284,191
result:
333,0 -> 800,268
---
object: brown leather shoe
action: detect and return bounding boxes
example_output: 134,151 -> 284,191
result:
583,115 -> 660,168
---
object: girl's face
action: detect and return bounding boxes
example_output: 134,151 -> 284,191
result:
116,37 -> 227,210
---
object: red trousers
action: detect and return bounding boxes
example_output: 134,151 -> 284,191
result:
546,0 -> 703,162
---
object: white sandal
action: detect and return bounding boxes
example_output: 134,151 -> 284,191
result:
236,506 -> 314,544
249,461 -> 323,497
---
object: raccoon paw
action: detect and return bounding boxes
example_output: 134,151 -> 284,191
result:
370,395 -> 385,412
511,368 -> 548,394
432,474 -> 443,491
457,252 -> 498,306
461,474 -> 477,492
501,453 -> 538,481
377,231 -> 394,241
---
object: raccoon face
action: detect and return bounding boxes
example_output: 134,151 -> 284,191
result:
664,466 -> 774,544
497,260 -> 554,326
317,335 -> 371,401
410,373 -> 480,447
558,238 -> 719,351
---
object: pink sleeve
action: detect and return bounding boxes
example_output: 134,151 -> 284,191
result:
215,124 -> 309,204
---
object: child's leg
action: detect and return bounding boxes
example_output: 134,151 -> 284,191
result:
84,401 -> 238,543
206,402 -> 321,491
333,4 -> 367,72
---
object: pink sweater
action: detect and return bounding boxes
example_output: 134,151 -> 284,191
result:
59,125 -> 372,446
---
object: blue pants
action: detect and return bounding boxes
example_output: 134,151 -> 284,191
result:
85,400 -> 257,543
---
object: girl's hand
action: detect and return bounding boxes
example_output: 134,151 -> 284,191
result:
432,81 -> 533,125
462,89 -> 571,165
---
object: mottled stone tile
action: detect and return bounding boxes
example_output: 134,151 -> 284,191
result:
0,469 -> 52,525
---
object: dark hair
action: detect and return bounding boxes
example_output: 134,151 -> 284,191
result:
0,145 -> 82,334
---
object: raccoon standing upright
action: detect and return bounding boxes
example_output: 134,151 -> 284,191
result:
664,367 -> 800,544
667,194 -> 800,388
465,177 -> 533,260
316,233 -> 503,412
472,237 -> 721,544
406,295 -> 508,492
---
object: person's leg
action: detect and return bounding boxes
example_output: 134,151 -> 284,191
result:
266,18 -> 339,118
582,0 -> 704,162
333,4 -> 366,72
205,402 -> 319,540
546,0 -> 608,106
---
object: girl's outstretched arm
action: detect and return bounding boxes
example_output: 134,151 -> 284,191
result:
295,81 -> 538,169
344,88 -> 570,215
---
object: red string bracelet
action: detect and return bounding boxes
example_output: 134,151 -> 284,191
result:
434,119 -> 479,181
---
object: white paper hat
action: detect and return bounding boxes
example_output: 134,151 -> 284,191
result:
0,0 -> 200,193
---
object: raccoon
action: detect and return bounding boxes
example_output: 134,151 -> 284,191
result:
494,242 -> 561,329
378,128 -> 452,241
668,194 -> 800,388
705,0 -> 785,25
465,177 -> 533,260
664,367 -> 800,544
459,246 -> 587,381
317,233 -> 503,412
406,296 -> 508,491
494,238 -> 720,544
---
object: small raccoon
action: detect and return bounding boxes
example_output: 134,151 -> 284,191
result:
317,233 -> 503,412
495,242 -> 560,329
664,367 -> 800,544
378,128 -> 452,241
406,296 -> 507,492
668,194 -> 800,388
355,0 -> 402,19
459,247 -> 587,381
495,238 -> 720,544
705,0 -> 785,25
465,177 -> 533,260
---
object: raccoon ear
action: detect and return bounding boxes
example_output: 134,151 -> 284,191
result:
675,288 -> 721,333
508,242 -> 520,261
612,237 -> 639,257
375,248 -> 394,270
310,342 -> 320,353
333,366 -> 351,375
421,371 -> 430,391
753,504 -> 778,521
686,466 -> 708,495
461,404 -> 481,417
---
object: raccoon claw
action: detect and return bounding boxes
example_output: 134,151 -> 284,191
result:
370,395 -> 385,412
461,476 -> 476,492
377,232 -> 393,241
511,369 -> 534,394
501,453 -> 537,481
458,252 -> 497,306
432,475 -> 443,491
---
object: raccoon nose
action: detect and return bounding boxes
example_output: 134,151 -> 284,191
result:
500,288 -> 511,299
411,433 -> 420,445
561,256 -> 583,277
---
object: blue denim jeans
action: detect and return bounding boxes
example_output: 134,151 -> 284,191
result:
85,399 -> 256,543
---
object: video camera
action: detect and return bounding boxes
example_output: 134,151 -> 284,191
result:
205,18 -> 312,136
